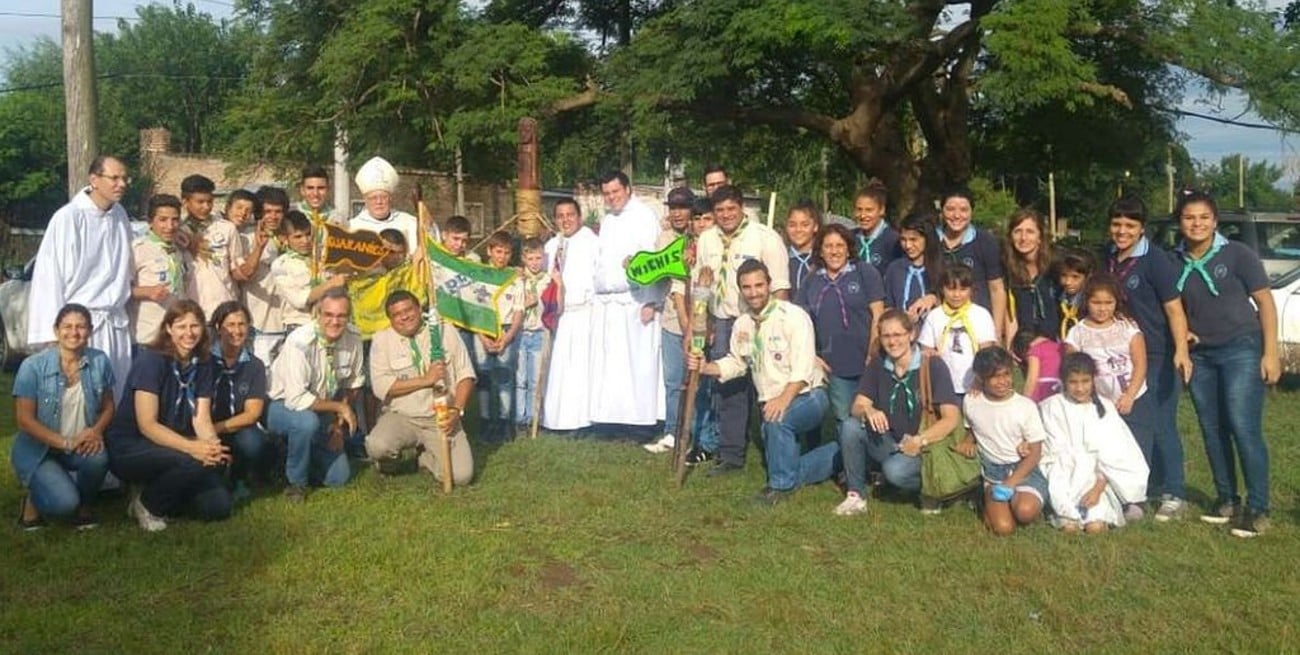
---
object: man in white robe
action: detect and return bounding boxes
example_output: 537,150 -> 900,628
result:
588,171 -> 665,426
27,155 -> 135,399
542,198 -> 599,431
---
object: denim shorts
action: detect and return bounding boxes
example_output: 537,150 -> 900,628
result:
980,459 -> 1049,504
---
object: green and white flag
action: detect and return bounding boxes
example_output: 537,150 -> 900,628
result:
425,239 -> 518,339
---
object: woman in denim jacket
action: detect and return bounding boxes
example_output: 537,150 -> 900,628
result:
12,304 -> 116,530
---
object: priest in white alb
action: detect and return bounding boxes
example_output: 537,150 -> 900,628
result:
542,198 -> 599,431
27,156 -> 136,399
588,171 -> 665,427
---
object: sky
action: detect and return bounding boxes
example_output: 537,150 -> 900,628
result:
1,0 -> 1296,189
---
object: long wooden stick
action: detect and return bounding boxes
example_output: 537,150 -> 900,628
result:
673,370 -> 701,488
530,329 -> 553,439
437,409 -> 453,494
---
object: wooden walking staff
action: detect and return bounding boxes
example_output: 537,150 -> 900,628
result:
529,329 -> 552,439
415,192 -> 455,493
674,268 -> 714,486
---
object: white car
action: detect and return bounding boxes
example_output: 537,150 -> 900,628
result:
1150,212 -> 1300,374
0,258 -> 35,364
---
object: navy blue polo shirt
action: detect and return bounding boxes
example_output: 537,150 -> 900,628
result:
210,353 -> 269,423
107,349 -> 215,440
856,352 -> 958,439
795,263 -> 885,378
1176,239 -> 1269,347
883,257 -> 932,311
1102,238 -> 1180,355
788,247 -> 815,299
1009,275 -> 1062,339
939,227 -> 1003,310
854,224 -> 902,276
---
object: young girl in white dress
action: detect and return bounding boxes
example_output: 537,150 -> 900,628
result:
1039,353 -> 1150,534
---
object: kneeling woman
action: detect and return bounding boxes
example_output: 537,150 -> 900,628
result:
209,301 -> 268,501
837,309 -> 962,516
12,304 -> 115,529
106,300 -> 231,532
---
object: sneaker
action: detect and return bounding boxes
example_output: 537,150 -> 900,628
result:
751,486 -> 793,506
684,448 -> 714,467
1153,496 -> 1186,523
283,485 -> 308,504
1123,503 -> 1145,523
834,492 -> 868,516
706,460 -> 744,477
1230,510 -> 1270,538
1200,500 -> 1239,525
17,495 -> 44,532
642,434 -> 676,454
72,510 -> 100,531
127,496 -> 167,533
919,496 -> 943,515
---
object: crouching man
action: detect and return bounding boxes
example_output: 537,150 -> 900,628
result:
366,290 -> 474,486
686,260 -> 838,504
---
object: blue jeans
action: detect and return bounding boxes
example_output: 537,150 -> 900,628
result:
26,450 -> 110,518
762,388 -> 838,491
838,421 -> 921,495
712,318 -> 753,466
1146,351 -> 1186,499
662,329 -> 686,434
693,377 -> 720,453
1188,333 -> 1270,513
106,435 -> 232,519
826,375 -> 860,424
223,426 -> 267,482
266,401 -> 352,488
1120,388 -> 1155,502
475,330 -> 519,435
514,329 -> 547,425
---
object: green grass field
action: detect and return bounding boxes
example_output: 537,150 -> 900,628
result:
1,374 -> 1298,654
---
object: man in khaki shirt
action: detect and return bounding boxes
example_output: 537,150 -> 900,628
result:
130,194 -> 190,346
266,287 -> 365,502
366,290 -> 475,486
691,185 -> 791,475
687,259 -> 837,505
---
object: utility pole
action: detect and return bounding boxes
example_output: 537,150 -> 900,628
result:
62,0 -> 97,198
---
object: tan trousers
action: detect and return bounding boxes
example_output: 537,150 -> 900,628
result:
365,412 -> 474,485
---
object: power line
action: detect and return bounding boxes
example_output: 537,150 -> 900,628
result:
0,72 -> 247,94
0,11 -> 139,20
1164,107 -> 1299,134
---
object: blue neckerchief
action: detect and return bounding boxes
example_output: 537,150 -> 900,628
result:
211,342 -> 252,417
788,245 -> 813,292
1175,232 -> 1229,296
1108,236 -> 1150,259
170,357 -> 199,428
938,224 -> 977,251
902,264 -> 926,308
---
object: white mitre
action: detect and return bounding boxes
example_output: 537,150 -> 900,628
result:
355,156 -> 399,196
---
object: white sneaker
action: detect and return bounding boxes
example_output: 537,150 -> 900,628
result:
834,492 -> 868,516
128,495 -> 167,533
642,434 -> 676,453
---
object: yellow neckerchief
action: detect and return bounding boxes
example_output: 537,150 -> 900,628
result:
749,298 -> 779,373
716,220 -> 750,302
938,301 -> 977,354
145,230 -> 184,295
1059,295 -> 1081,340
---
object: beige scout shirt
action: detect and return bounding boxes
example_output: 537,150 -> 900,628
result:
270,251 -> 314,328
184,218 -> 244,318
269,323 -> 366,411
370,321 -> 475,419
240,235 -> 284,332
517,269 -> 548,332
714,299 -> 825,403
130,234 -> 189,344
693,222 -> 790,320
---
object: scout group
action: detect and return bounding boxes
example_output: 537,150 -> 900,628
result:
12,157 -> 1277,539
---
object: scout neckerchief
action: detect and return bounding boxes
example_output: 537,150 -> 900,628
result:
886,346 -> 923,417
813,265 -> 853,329
553,238 -> 567,275
939,301 -> 977,355
1008,275 -> 1048,323
1059,293 -> 1082,340
409,320 -> 444,374
170,356 -> 199,428
1175,232 -> 1228,297
211,341 -> 252,418
1107,236 -> 1149,292
187,215 -> 214,261
902,263 -> 927,308
788,245 -> 813,295
521,268 -> 548,325
938,224 -> 977,258
749,298 -> 779,373
145,230 -> 184,296
717,220 -> 750,302
316,325 -> 339,398
855,221 -> 887,262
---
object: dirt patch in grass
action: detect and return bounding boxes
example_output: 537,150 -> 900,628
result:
684,542 -> 719,565
537,560 -> 581,591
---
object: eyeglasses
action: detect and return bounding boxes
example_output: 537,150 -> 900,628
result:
96,174 -> 131,185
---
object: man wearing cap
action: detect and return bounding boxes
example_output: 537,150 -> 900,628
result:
589,171 -> 665,430
350,156 -> 421,256
645,187 -> 696,453
28,155 -> 136,399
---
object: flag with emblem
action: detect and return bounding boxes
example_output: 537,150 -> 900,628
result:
424,238 -> 518,339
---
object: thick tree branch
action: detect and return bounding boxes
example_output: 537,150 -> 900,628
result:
888,20 -> 978,102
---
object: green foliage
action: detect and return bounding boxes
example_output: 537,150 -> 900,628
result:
1194,155 -> 1296,211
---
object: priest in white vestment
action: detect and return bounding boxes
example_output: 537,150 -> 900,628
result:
27,156 -> 135,399
588,172 -> 665,426
542,199 -> 599,430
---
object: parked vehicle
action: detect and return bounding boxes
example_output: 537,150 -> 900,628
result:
0,258 -> 35,364
1149,211 -> 1300,373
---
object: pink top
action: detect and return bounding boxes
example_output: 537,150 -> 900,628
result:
1026,339 -> 1063,403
